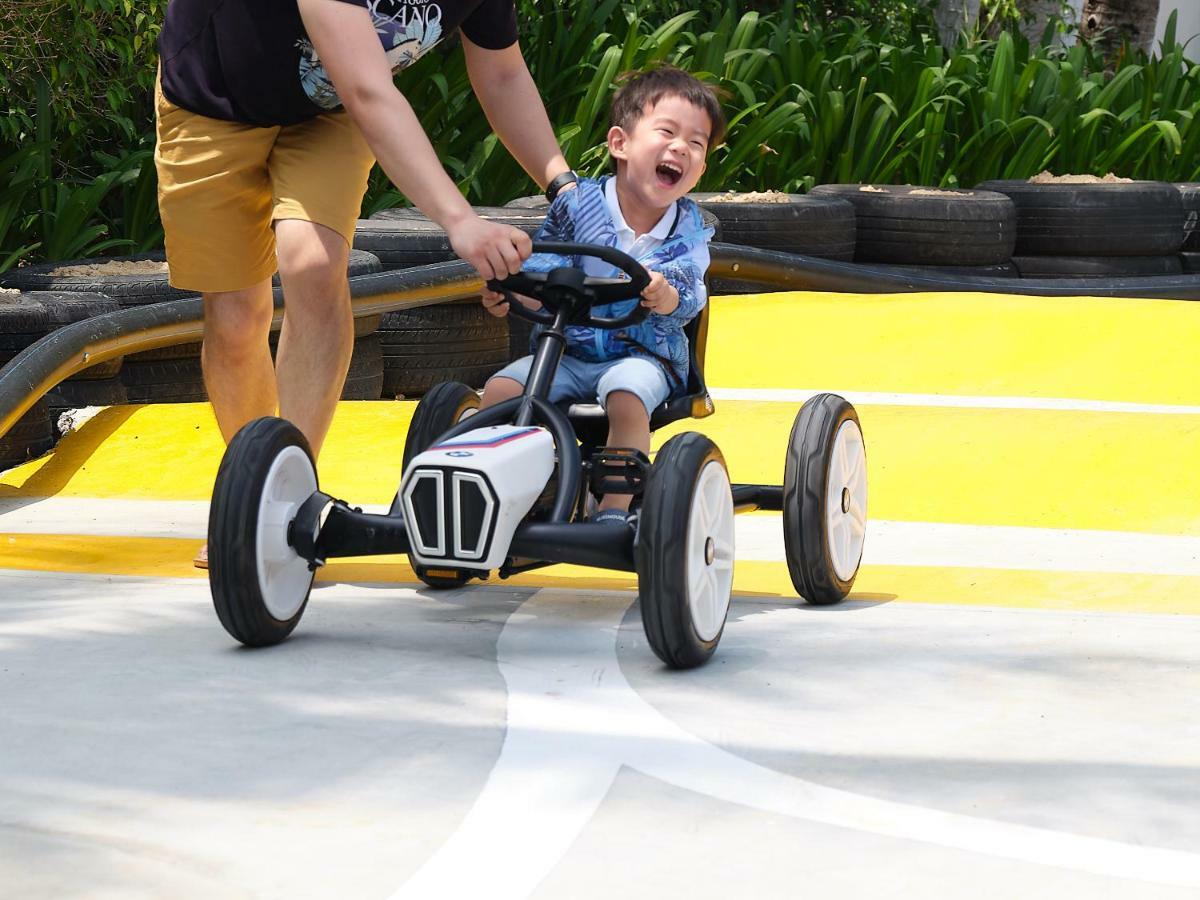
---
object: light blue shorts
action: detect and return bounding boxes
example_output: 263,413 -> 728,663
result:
490,354 -> 671,417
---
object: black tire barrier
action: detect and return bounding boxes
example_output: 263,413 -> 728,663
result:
357,208 -> 547,272
1181,252 -> 1200,274
121,357 -> 207,404
379,299 -> 508,398
1177,183 -> 1200,251
0,397 -> 54,471
689,192 -> 853,260
46,377 -> 128,414
976,179 -> 1186,257
0,291 -> 123,379
1,249 -> 381,311
704,242 -> 1200,298
342,333 -> 385,400
809,184 -> 1016,267
1013,255 -> 1184,279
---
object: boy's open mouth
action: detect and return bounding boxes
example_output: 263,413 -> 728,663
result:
655,162 -> 683,187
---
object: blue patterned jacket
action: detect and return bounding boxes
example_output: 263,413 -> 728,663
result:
523,177 -> 713,393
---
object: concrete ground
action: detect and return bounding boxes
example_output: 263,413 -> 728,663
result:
2,289 -> 1198,898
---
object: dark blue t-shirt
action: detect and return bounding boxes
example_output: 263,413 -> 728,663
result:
158,0 -> 518,126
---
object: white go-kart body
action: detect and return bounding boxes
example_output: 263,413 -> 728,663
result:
399,424 -> 556,572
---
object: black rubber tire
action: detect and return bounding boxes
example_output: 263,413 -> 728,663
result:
975,179 -> 1186,257
783,394 -> 864,605
0,399 -> 55,472
0,293 -> 55,335
1012,255 -> 1183,278
809,184 -> 1016,266
209,417 -> 316,646
341,333 -> 385,400
0,291 -> 123,378
688,193 -> 852,259
355,209 -> 545,271
1176,183 -> 1200,251
121,358 -> 207,403
1181,252 -> 1200,274
379,300 -> 508,398
397,380 -> 482,589
636,432 -> 731,669
1,249 -> 381,309
45,377 -> 127,412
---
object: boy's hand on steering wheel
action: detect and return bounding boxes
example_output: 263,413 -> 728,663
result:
482,288 -> 541,318
447,214 -> 532,282
640,271 -> 679,316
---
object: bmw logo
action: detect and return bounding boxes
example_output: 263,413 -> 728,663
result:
447,450 -> 474,458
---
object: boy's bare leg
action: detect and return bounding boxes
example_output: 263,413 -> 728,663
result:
480,376 -> 523,408
600,390 -> 650,513
274,219 -> 354,459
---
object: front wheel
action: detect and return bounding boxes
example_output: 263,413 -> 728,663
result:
209,417 -> 318,646
637,432 -> 735,669
783,394 -> 867,604
397,381 -> 481,589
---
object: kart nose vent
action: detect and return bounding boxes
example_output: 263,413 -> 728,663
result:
401,467 -> 497,562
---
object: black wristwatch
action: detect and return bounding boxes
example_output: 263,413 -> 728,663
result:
545,170 -> 579,202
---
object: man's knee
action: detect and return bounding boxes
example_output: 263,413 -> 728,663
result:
203,285 -> 273,354
605,389 -> 649,421
276,221 -> 350,303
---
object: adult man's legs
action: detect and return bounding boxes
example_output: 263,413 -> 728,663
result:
274,218 -> 354,459
201,280 -> 278,443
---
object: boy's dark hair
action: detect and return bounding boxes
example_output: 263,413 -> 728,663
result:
610,66 -> 727,152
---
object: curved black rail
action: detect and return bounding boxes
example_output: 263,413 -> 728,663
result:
3,246 -> 1199,440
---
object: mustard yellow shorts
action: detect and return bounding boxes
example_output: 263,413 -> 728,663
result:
154,77 -> 376,293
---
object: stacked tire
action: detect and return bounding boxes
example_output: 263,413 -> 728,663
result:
809,184 -> 1017,277
0,291 -> 125,467
976,180 -> 1186,279
377,300 -> 508,399
1175,183 -> 1200,273
2,249 -> 384,403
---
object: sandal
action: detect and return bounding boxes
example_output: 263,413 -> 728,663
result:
193,543 -> 209,570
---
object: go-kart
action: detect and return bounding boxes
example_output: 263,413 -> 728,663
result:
207,242 -> 868,668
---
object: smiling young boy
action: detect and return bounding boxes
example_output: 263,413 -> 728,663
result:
480,66 -> 727,526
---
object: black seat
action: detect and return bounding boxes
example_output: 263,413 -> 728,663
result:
567,294 -> 715,449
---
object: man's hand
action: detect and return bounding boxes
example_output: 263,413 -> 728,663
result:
447,214 -> 532,282
640,271 -> 679,315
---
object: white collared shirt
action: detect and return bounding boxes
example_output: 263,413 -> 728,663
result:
580,178 -> 679,278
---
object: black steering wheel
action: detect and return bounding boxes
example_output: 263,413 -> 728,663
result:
485,241 -> 652,329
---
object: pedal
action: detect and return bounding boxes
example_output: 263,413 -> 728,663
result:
589,447 -> 650,498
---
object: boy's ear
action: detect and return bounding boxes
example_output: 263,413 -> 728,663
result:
607,125 -> 629,162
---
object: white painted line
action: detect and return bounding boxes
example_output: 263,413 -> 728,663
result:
3,498 -> 1197,578
390,591 -> 1200,898
739,518 -> 1200,576
709,387 -> 1200,415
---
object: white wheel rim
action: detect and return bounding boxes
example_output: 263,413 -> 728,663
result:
686,460 -> 735,643
255,445 -> 318,620
826,419 -> 868,582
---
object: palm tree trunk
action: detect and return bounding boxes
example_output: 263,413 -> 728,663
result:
1079,0 -> 1161,54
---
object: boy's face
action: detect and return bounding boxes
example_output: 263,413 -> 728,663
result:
608,95 -> 711,208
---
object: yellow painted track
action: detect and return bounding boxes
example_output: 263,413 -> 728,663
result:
2,290 -> 1198,611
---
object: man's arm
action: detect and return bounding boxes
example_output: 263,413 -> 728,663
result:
462,36 -> 572,191
296,0 -> 528,280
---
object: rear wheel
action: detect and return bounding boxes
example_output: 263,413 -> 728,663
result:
637,432 -> 734,669
783,394 -> 866,604
209,417 -> 317,646
397,381 -> 481,588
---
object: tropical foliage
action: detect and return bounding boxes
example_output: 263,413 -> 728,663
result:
2,1 -> 1198,270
